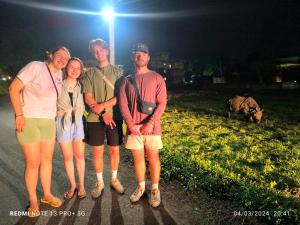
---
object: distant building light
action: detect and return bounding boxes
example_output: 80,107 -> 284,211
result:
2,77 -> 7,81
279,63 -> 300,68
7,76 -> 12,80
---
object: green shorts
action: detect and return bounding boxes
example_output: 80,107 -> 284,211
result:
16,118 -> 56,145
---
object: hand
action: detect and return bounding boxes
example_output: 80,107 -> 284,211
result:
129,125 -> 142,135
102,113 -> 116,129
91,103 -> 105,115
15,115 -> 25,132
140,121 -> 154,135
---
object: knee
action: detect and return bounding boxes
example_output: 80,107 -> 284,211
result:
110,148 -> 119,158
64,154 -> 73,163
134,155 -> 145,165
26,162 -> 40,171
74,152 -> 85,161
149,158 -> 160,166
148,153 -> 160,165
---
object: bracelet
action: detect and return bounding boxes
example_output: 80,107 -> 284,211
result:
15,113 -> 24,117
99,110 -> 106,116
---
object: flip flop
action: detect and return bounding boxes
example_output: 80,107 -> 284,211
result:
41,196 -> 62,208
77,189 -> 87,199
64,188 -> 77,200
28,207 -> 40,218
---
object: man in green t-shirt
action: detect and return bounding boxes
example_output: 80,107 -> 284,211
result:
82,38 -> 124,198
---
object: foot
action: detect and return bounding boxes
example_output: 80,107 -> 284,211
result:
91,181 -> 104,198
77,188 -> 87,199
130,186 -> 145,203
111,178 -> 124,194
41,195 -> 62,208
149,188 -> 161,207
28,207 -> 40,218
64,187 -> 77,200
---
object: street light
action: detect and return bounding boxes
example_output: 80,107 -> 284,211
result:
102,8 -> 115,65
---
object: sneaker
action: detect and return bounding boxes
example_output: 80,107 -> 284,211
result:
149,189 -> 161,207
130,186 -> 145,203
91,181 -> 104,198
111,178 -> 125,194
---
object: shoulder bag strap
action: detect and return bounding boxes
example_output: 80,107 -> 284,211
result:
130,75 -> 142,102
96,67 -> 115,90
46,64 -> 59,98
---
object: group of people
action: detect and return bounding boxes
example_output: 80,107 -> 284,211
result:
9,39 -> 167,218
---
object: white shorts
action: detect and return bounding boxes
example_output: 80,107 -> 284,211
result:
125,135 -> 163,150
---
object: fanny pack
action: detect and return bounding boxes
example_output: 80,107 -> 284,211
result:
130,75 -> 156,115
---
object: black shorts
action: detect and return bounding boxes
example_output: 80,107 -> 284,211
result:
85,121 -> 123,146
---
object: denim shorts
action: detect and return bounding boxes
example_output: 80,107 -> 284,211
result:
56,116 -> 84,143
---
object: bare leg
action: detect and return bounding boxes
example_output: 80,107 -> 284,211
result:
131,149 -> 146,183
40,140 -> 55,199
145,148 -> 161,185
73,140 -> 85,192
60,141 -> 76,191
109,145 -> 120,171
93,145 -> 104,173
22,143 -> 41,209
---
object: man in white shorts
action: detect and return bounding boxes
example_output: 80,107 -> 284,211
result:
119,43 -> 167,207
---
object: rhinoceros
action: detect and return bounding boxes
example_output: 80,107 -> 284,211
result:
227,95 -> 263,123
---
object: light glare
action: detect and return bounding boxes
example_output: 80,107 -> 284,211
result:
102,9 -> 115,21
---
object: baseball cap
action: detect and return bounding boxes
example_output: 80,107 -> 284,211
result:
132,43 -> 149,54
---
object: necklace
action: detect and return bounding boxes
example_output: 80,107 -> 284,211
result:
68,86 -> 74,92
67,83 -> 76,92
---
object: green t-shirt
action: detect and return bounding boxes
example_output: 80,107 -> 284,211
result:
82,64 -> 123,122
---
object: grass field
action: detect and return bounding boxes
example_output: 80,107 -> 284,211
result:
160,89 -> 300,224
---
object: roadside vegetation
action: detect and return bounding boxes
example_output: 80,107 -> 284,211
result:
160,89 -> 300,224
0,82 -> 10,95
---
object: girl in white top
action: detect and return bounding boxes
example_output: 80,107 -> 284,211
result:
9,46 -> 70,217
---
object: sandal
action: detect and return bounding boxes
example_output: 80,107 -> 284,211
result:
41,196 -> 62,208
77,189 -> 87,199
28,207 -> 40,218
64,188 -> 77,200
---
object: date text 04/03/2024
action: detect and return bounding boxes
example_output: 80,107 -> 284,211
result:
233,210 -> 290,217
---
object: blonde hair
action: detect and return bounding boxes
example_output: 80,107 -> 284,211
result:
89,38 -> 109,52
46,46 -> 71,62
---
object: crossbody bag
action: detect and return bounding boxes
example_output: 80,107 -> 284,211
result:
130,75 -> 156,115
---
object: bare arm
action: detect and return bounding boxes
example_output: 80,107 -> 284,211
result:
9,78 -> 25,115
102,97 -> 117,107
9,78 -> 25,131
84,93 -> 97,108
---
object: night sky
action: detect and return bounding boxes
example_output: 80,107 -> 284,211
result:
0,0 -> 300,68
